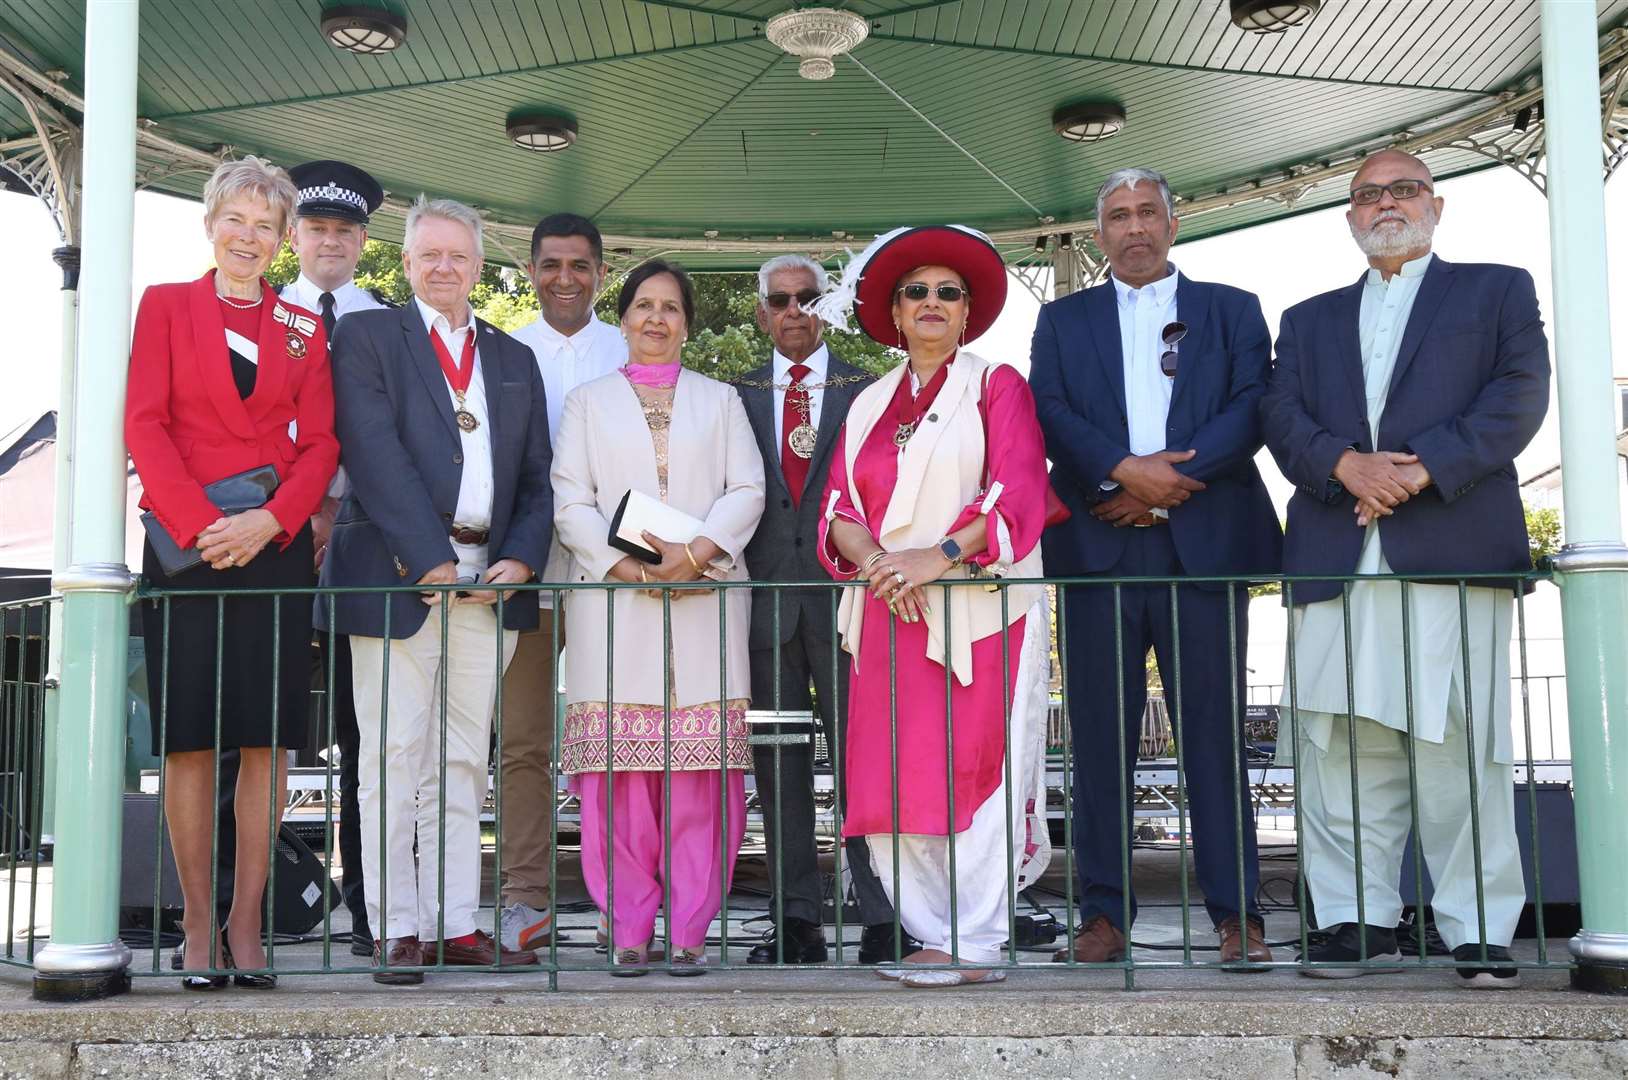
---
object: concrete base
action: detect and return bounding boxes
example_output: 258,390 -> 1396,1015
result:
29,969 -> 129,1004
1573,960 -> 1628,995
1,967 -> 1626,1079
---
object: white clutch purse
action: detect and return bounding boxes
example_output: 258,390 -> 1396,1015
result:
608,489 -> 707,565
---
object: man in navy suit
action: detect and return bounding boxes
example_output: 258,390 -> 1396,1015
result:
1262,149 -> 1548,987
1032,167 -> 1282,967
320,196 -> 553,983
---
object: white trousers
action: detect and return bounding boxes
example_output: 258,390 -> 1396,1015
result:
351,603 -> 517,940
1296,705 -> 1525,949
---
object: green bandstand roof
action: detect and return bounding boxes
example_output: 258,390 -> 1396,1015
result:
3,1 -> 1627,271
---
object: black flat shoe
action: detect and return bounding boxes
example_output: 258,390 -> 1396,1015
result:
858,924 -> 924,965
222,933 -> 278,990
177,937 -> 229,991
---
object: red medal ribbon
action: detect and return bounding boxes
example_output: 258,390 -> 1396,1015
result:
428,324 -> 476,397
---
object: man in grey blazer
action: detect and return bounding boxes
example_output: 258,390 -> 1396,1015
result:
735,255 -> 912,965
319,196 -> 553,983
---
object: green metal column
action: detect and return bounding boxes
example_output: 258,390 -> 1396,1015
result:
40,244 -> 81,847
1541,0 -> 1628,996
31,0 -> 138,1002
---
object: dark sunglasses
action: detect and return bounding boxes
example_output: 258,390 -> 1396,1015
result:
1159,321 -> 1187,378
763,289 -> 823,310
896,283 -> 967,302
1349,178 -> 1433,206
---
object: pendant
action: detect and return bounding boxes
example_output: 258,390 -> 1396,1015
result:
284,331 -> 307,359
789,422 -> 818,459
455,408 -> 480,433
893,422 -> 916,448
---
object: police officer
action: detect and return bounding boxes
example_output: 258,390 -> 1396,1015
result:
283,159 -> 392,958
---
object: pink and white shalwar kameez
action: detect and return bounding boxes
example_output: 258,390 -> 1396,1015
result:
820,353 -> 1053,963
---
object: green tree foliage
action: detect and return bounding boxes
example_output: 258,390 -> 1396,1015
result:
1525,503 -> 1562,565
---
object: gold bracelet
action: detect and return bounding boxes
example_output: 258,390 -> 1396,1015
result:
860,550 -> 888,574
684,542 -> 704,575
639,565 -> 649,583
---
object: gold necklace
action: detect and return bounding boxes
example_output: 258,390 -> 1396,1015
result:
731,372 -> 871,391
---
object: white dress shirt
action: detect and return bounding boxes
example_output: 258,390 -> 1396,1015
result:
508,313 -> 627,448
1099,266 -> 1180,516
509,313 -> 626,606
773,342 -> 830,451
279,273 -> 390,322
281,274 -> 392,498
414,296 -> 494,580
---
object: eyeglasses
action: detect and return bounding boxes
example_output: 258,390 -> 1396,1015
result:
896,283 -> 967,302
763,289 -> 822,310
1160,321 -> 1187,378
1349,178 -> 1433,206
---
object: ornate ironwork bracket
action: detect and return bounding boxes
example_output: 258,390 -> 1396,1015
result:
0,65 -> 81,246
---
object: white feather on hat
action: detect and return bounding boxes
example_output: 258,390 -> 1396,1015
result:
805,226 -> 911,330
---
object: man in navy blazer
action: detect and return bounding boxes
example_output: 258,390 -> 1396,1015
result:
1261,150 -> 1548,985
1032,167 -> 1282,968
319,196 -> 552,983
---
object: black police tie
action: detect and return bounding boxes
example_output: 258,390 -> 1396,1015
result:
319,292 -> 337,339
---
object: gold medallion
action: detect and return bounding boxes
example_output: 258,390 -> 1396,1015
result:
893,422 -> 917,448
456,408 -> 480,432
789,422 -> 817,459
285,332 -> 307,359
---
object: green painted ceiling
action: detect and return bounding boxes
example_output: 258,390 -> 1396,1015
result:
2,1 -> 1626,270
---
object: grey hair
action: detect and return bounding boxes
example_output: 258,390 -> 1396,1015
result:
404,194 -> 485,262
757,254 -> 829,298
1094,167 -> 1175,225
202,156 -> 297,235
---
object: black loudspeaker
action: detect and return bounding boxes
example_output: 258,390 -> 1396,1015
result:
1398,781 -> 1580,906
119,792 -> 339,934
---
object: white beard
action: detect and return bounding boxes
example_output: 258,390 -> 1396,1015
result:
1351,212 -> 1436,259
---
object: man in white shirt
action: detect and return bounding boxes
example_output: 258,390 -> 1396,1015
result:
1263,150 -> 1549,987
319,196 -> 553,983
1032,167 -> 1283,969
281,159 -> 392,957
499,214 -> 626,952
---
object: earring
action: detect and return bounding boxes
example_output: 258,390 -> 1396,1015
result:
895,323 -> 902,350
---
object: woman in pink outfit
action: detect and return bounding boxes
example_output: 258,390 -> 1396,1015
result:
551,260 -> 766,976
814,226 -> 1054,988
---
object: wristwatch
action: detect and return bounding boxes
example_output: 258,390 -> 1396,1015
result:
937,536 -> 964,566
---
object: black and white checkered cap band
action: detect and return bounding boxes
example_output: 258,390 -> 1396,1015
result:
297,183 -> 368,211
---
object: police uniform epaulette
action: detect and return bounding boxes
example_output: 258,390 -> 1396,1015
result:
367,287 -> 399,308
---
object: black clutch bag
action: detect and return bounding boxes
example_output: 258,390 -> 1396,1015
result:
140,464 -> 280,576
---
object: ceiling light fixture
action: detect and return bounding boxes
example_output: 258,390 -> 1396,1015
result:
321,4 -> 408,55
765,7 -> 870,81
506,112 -> 578,152
1052,102 -> 1126,143
1228,0 -> 1322,34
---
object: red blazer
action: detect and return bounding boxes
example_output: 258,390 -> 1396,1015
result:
125,270 -> 340,549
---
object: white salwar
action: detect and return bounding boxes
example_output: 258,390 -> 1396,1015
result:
867,598 -> 1053,964
1280,252 -> 1524,949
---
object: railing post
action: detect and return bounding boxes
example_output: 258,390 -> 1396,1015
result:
32,0 -> 138,1002
1540,0 -> 1628,996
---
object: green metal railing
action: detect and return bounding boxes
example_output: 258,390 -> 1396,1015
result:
0,570 -> 1579,987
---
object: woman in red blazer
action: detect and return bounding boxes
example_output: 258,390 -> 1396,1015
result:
124,156 -> 338,990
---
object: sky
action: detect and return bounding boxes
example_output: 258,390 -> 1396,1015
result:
4,165 -> 1628,517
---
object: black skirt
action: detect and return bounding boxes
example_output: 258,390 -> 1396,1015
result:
141,525 -> 314,754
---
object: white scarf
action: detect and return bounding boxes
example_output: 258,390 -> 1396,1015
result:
827,350 -> 1043,685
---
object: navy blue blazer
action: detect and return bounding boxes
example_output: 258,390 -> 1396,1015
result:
316,304 -> 554,638
1260,256 -> 1549,604
1031,273 -> 1283,583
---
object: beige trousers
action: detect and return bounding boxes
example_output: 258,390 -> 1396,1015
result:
497,608 -> 560,909
350,603 -> 517,940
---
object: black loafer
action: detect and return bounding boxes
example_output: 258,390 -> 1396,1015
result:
747,916 -> 828,965
349,920 -> 376,959
858,923 -> 924,965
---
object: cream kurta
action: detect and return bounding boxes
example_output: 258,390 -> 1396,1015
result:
551,368 -> 766,709
1280,253 -> 1513,766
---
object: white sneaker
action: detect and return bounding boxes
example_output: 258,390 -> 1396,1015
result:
499,901 -> 553,952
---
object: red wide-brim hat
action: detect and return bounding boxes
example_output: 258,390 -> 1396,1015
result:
849,225 -> 1008,346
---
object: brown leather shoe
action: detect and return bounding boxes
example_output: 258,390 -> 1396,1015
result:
1217,915 -> 1272,967
373,935 -> 425,985
429,929 -> 539,968
1051,915 -> 1127,963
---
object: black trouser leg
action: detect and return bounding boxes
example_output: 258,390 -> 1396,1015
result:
321,633 -> 368,937
750,632 -> 822,925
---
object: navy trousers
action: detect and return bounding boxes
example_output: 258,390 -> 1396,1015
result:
1061,525 -> 1261,932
